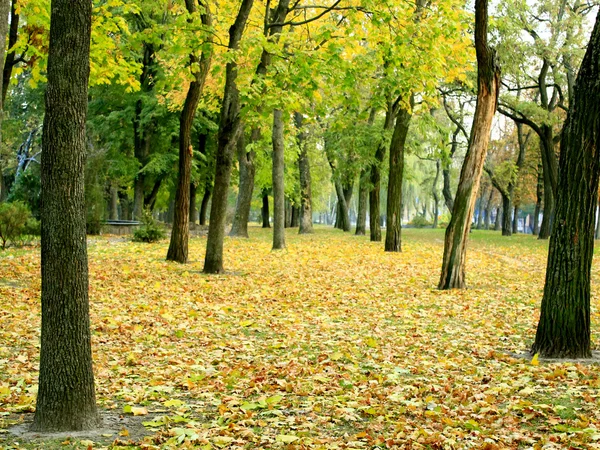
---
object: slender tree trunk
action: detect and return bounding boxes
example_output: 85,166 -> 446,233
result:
295,112 -> 313,234
494,207 -> 501,231
534,162 -> 543,235
2,0 -> 17,106
199,187 -> 211,226
32,0 -> 99,431
109,186 -> 119,220
355,169 -> 369,235
432,160 -> 441,229
370,103 -> 394,242
484,189 -> 494,229
532,15 -> 600,358
501,192 -> 512,236
204,0 -> 255,274
291,206 -> 299,227
119,191 -> 130,221
189,183 -> 197,226
476,184 -> 487,230
261,191 -> 270,228
285,198 -> 292,228
230,132 -> 255,237
538,129 -> 557,239
512,204 -> 519,234
272,109 -> 286,249
439,0 -> 500,289
167,1 -> 212,263
385,105 -> 412,252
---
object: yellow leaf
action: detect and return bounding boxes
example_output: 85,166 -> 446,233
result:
531,353 -> 540,366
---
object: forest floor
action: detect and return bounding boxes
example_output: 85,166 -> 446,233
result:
2,226 -> 600,449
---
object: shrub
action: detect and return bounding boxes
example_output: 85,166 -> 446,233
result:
133,210 -> 165,243
409,215 -> 432,228
0,201 -> 33,249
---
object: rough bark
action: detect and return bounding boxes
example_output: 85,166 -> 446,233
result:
385,104 -> 412,252
32,0 -> 99,431
261,191 -> 270,228
534,162 -> 543,235
272,109 -> 286,249
230,133 -> 255,237
531,15 -> 600,358
439,0 -> 500,289
167,0 -> 212,263
355,169 -> 369,235
203,0 -> 255,273
295,112 -> 313,234
369,101 -> 395,241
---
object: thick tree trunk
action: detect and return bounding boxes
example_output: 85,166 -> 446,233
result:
32,0 -> 99,431
439,0 -> 500,289
355,169 -> 368,235
369,103 -> 394,241
272,109 -> 286,249
494,207 -> 501,231
230,133 -> 255,237
295,112 -> 313,234
385,105 -> 412,252
532,15 -> 600,358
204,0 -> 255,273
261,191 -> 270,228
167,0 -> 212,263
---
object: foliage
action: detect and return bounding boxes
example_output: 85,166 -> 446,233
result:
408,214 -> 432,228
0,201 -> 34,249
133,209 -> 165,243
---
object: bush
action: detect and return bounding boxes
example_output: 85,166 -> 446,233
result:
409,215 -> 432,228
133,210 -> 165,243
0,201 -> 34,249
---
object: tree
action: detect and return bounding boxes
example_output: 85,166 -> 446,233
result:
203,0 -> 255,274
438,0 -> 500,290
31,0 -> 100,431
272,109 -> 286,249
531,13 -> 600,359
167,0 -> 212,263
295,112 -> 314,234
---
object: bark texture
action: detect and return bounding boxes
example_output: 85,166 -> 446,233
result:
439,0 -> 500,289
32,0 -> 100,431
203,0 -> 255,273
167,0 -> 212,263
295,112 -> 313,234
355,169 -> 368,235
272,109 -> 286,249
531,15 -> 600,358
229,133 -> 255,237
385,104 -> 412,252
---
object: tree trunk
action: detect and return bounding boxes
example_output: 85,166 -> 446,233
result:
261,191 -> 270,228
538,126 -> 558,239
203,0 -> 255,274
494,207 -> 501,231
285,198 -> 292,228
119,191 -> 130,221
189,183 -> 197,226
291,206 -> 299,227
2,0 -> 17,105
355,169 -> 368,235
32,0 -> 99,431
167,0 -> 212,263
476,184 -> 487,229
534,162 -> 543,235
439,0 -> 500,289
385,104 -> 412,252
369,102 -> 394,241
199,187 -> 211,226
432,160 -> 441,229
442,128 -> 460,212
512,204 -> 519,234
501,192 -> 512,236
532,15 -> 600,358
109,186 -> 119,220
230,132 -> 255,237
295,112 -> 313,234
484,188 -> 494,229
272,109 -> 286,249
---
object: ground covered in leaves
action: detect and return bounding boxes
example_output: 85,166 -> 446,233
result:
2,227 -> 600,449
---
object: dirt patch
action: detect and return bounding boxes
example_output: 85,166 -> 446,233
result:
508,350 -> 600,365
1,410 -> 156,448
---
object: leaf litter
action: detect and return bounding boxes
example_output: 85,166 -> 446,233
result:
2,227 -> 600,449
